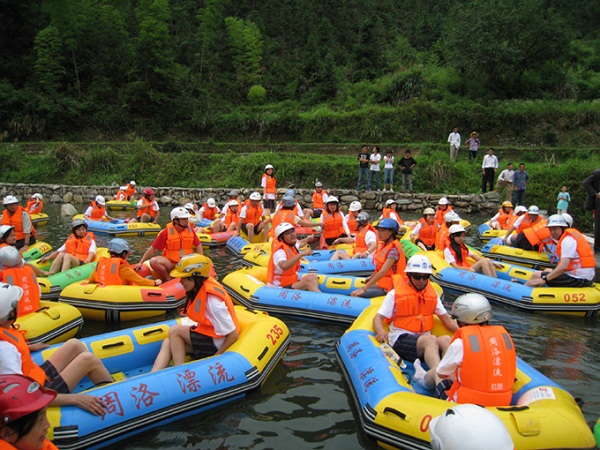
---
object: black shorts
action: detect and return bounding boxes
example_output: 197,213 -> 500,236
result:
514,232 -> 539,251
263,199 -> 276,210
190,329 -> 218,360
241,223 -> 259,235
325,234 -> 347,246
415,238 -> 435,251
15,236 -> 37,250
313,209 -> 323,218
546,273 -> 594,288
41,360 -> 70,393
434,379 -> 453,400
392,333 -> 420,362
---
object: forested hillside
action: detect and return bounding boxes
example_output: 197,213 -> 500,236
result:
1,0 -> 599,144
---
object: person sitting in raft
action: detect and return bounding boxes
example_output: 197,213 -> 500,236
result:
413,293 -> 516,407
274,189 -> 305,218
2,196 -> 36,253
269,195 -> 320,239
0,374 -> 62,450
509,215 -> 552,252
445,224 -> 501,277
219,190 -> 240,217
218,200 -> 240,233
89,238 -> 162,287
124,180 -> 137,201
502,205 -> 542,246
267,223 -> 320,292
183,202 -> 203,225
0,226 -> 45,277
331,212 -> 378,260
304,181 -> 328,219
261,164 -> 277,216
39,219 -> 96,276
434,197 -> 453,227
199,198 -> 220,221
135,207 -> 202,281
236,192 -> 269,242
372,255 -> 459,376
151,254 -> 239,372
410,207 -> 439,251
83,195 -> 115,221
114,186 -> 127,201
435,211 -> 461,251
351,218 -> 405,298
25,194 -> 44,215
0,246 -> 41,317
378,199 -> 404,227
526,214 -> 596,288
489,201 -> 514,230
345,201 -> 362,235
129,188 -> 160,224
318,196 -> 350,248
0,283 -> 113,415
211,190 -> 239,232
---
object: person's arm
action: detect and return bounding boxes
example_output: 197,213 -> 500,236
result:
542,257 -> 570,281
135,245 -> 158,269
372,313 -> 389,343
277,248 -> 312,271
439,313 -> 459,333
120,265 -> 160,286
351,256 -> 396,296
582,170 -> 600,197
51,393 -> 106,416
83,241 -> 97,264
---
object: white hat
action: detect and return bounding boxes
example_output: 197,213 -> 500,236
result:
32,193 -> 43,200
514,205 -> 527,214
325,196 -> 339,204
95,195 -> 106,206
183,202 -> 195,211
2,196 -> 18,206
265,164 -> 274,170
349,201 -> 362,212
170,207 -> 191,220
130,180 -> 136,186
449,224 -> 466,234
527,205 -> 539,214
249,192 -> 261,201
385,199 -> 396,206
228,200 -> 239,207
438,198 -> 449,205
207,198 -> 216,208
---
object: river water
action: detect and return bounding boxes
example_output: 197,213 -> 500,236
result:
34,204 -> 599,449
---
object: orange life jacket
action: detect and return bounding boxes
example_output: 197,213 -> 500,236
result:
242,202 -> 264,227
270,209 -> 297,238
125,184 -> 136,198
515,214 -> 542,234
89,201 -> 105,220
202,204 -> 218,220
391,275 -> 438,333
435,206 -> 452,226
114,190 -> 126,201
1,207 -> 35,240
0,266 -> 40,316
92,257 -> 131,286
374,239 -> 405,290
417,218 -> 438,247
267,241 -> 300,286
435,224 -> 450,251
312,190 -> 328,209
262,174 -> 277,195
321,211 -> 345,239
0,437 -> 58,450
557,228 -> 596,271
354,224 -> 378,255
163,223 -> 195,263
346,212 -> 358,234
495,209 -> 514,230
186,277 -> 240,338
0,328 -> 47,384
137,197 -> 158,218
26,200 -> 43,215
64,232 -> 94,260
447,243 -> 471,268
445,325 -> 516,407
522,220 -> 552,249
224,209 -> 239,229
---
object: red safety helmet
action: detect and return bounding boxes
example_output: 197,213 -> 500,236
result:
0,374 -> 56,426
143,188 -> 155,196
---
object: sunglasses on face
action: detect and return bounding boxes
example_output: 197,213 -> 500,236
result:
410,274 -> 430,281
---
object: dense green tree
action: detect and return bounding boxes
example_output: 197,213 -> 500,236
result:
352,16 -> 386,81
225,17 -> 264,94
34,25 -> 65,95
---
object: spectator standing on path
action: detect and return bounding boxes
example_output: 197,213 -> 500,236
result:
511,163 -> 529,206
481,148 -> 498,193
582,168 -> 600,254
383,150 -> 395,192
465,131 -> 480,164
447,127 -> 461,162
368,146 -> 382,190
397,150 -> 417,193
496,163 -> 514,201
556,185 -> 571,214
357,145 -> 369,190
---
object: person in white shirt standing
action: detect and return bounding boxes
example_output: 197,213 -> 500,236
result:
481,148 -> 499,193
447,127 -> 461,162
383,150 -> 395,192
368,146 -> 382,191
496,162 -> 515,201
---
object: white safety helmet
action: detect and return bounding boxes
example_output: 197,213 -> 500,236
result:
0,283 -> 22,323
129,180 -> 136,186
448,224 -> 466,235
0,246 -> 22,268
546,214 -> 568,228
438,198 -> 449,205
249,192 -> 262,201
385,199 -> 396,207
451,293 -> 493,324
315,181 -> 323,187
444,211 -> 460,223
325,196 -> 339,204
2,196 -> 18,206
170,207 -> 191,221
514,205 -> 527,214
32,193 -> 43,200
95,195 -> 106,206
183,202 -> 195,211
206,198 -> 216,208
264,164 -> 274,170
527,205 -> 539,215
0,225 -> 14,239
405,255 -> 434,275
423,207 -> 435,215
120,186 -> 127,191
275,222 -> 295,239
561,213 -> 573,227
429,404 -> 513,450
228,200 -> 239,207
349,201 -> 362,212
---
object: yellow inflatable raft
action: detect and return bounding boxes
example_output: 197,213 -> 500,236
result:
31,212 -> 50,226
16,300 -> 83,345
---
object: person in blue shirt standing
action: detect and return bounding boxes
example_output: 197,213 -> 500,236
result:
511,163 -> 529,206
556,185 -> 570,214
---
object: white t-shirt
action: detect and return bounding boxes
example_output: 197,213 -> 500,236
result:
378,210 -> 401,225
202,293 -> 238,349
497,169 -> 514,183
384,156 -> 394,169
557,235 -> 595,280
410,221 -> 439,239
267,242 -> 301,287
137,199 -> 159,213
436,338 -> 464,397
0,341 -> 23,375
443,246 -> 474,266
377,288 -> 449,345
363,229 -> 377,247
370,153 -> 381,171
448,132 -> 461,148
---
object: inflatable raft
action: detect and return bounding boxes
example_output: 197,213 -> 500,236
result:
337,305 -> 596,450
22,241 -> 53,261
105,200 -> 137,211
196,230 -> 236,247
477,221 -> 507,243
33,306 -> 289,450
221,266 -> 382,324
73,214 -> 161,236
58,278 -> 188,322
16,300 -> 83,345
481,237 -> 557,270
425,251 -> 600,317
227,235 -> 271,255
31,212 -> 50,226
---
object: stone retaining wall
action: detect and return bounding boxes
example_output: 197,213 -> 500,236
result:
0,183 -> 503,215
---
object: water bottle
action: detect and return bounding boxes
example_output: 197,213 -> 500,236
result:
381,342 -> 406,369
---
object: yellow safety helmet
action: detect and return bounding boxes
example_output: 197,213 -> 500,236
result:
170,254 -> 212,278
501,201 -> 513,208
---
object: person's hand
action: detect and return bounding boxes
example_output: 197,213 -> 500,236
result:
71,394 -> 106,416
351,288 -> 365,297
301,249 -> 313,257
374,331 -> 388,343
28,342 -> 49,352
134,262 -> 143,271
154,279 -> 163,286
